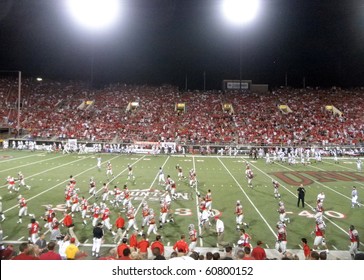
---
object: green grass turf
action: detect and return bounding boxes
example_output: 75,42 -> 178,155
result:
0,150 -> 363,257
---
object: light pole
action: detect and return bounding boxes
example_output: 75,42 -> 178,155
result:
222,0 -> 260,91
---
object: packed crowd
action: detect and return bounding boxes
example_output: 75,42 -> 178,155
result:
1,78 -> 363,145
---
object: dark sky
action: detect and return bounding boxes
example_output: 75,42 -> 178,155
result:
1,0 -> 364,90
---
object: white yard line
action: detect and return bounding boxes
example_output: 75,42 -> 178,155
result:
193,156 -> 203,246
0,154 -> 68,174
0,155 -> 91,189
0,152 -> 44,163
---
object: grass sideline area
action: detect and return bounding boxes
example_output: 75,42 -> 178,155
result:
0,150 -> 363,259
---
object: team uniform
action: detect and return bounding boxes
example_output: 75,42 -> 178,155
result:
146,209 -> 158,237
158,167 -> 165,186
188,224 -> 198,252
70,194 -> 81,216
205,190 -> 212,212
245,166 -> 254,188
91,203 -> 101,227
351,187 -> 361,208
126,205 -> 139,235
314,200 -> 324,220
97,156 -> 102,170
106,162 -> 114,178
357,158 -> 362,172
235,200 -> 248,230
349,225 -> 360,259
127,164 -> 135,181
17,195 -> 32,223
7,176 -> 16,193
313,217 -> 328,252
80,196 -> 89,225
18,172 -> 31,190
89,178 -> 97,197
272,180 -> 281,199
101,183 -> 110,202
237,229 -> 252,249
275,222 -> 287,254
140,202 -> 150,233
28,219 -> 41,244
176,165 -> 185,181
189,169 -> 197,188
278,201 -> 290,224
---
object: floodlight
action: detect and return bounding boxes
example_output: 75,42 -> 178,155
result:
222,0 -> 260,25
66,0 -> 120,30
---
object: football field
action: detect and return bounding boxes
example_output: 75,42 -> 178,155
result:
0,150 -> 363,258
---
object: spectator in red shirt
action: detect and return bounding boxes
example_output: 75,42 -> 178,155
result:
39,241 -> 62,260
137,234 -> 150,260
301,238 -> 311,260
63,211 -> 79,245
251,240 -> 267,260
12,242 -> 39,260
117,238 -> 130,259
242,246 -> 255,260
173,234 -> 189,256
129,230 -> 138,252
151,235 -> 164,256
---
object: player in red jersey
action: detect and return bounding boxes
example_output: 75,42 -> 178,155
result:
28,218 -> 41,243
312,217 -> 329,253
349,225 -> 360,259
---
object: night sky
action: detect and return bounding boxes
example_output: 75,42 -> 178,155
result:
1,0 -> 364,90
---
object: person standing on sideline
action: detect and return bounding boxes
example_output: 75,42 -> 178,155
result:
351,186 -> 361,208
251,240 -> 267,260
65,237 -> 79,260
173,234 -> 189,256
349,225 -> 360,259
92,222 -> 104,258
215,215 -> 228,252
301,238 -> 311,260
114,213 -> 125,244
357,158 -> 362,172
297,184 -> 306,208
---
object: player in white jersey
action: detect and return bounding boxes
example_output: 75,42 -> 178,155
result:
146,209 -> 159,237
333,150 -> 339,164
6,176 -> 16,193
351,186 -> 361,208
127,164 -> 135,181
80,196 -> 89,225
89,177 -> 97,197
357,158 -> 362,172
188,224 -> 198,252
106,161 -> 114,179
189,169 -> 197,188
317,191 -> 325,203
245,165 -> 254,188
158,167 -> 165,186
101,183 -> 110,202
235,200 -> 249,230
277,201 -> 290,224
97,156 -> 102,170
265,152 -> 271,164
17,172 -> 31,190
272,180 -> 281,199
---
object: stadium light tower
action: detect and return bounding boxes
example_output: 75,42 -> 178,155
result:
66,0 -> 120,31
222,0 -> 260,91
65,0 -> 121,87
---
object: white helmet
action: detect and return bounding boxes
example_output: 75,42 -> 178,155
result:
236,200 -> 241,205
188,224 -> 194,231
18,194 -> 22,200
